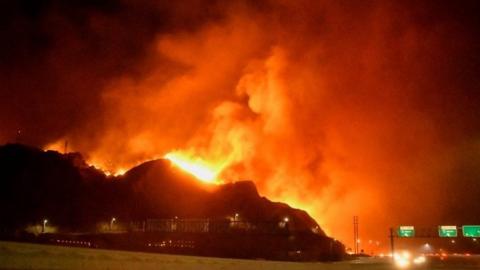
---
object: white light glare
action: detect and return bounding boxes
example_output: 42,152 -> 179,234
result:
413,255 -> 426,265
394,251 -> 427,268
394,254 -> 410,268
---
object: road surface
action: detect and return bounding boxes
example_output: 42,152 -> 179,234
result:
1,241 -> 479,269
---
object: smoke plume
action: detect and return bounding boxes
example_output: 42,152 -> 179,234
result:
2,0 -> 480,248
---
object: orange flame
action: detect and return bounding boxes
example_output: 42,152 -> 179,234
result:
164,151 -> 224,184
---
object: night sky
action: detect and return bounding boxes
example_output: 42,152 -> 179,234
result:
1,0 -> 480,247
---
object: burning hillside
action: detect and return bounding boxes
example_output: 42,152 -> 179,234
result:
0,144 -> 320,230
0,144 -> 344,260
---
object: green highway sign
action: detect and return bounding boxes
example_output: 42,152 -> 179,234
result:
438,225 -> 457,237
462,225 -> 480,237
398,226 -> 415,237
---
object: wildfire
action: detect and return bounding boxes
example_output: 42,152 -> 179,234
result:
105,167 -> 127,177
84,160 -> 128,177
164,151 -> 223,184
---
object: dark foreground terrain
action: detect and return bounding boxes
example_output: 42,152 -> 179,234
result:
1,241 -> 480,270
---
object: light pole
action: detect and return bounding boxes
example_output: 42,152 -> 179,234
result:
353,216 -> 359,254
110,217 -> 116,231
42,219 -> 48,233
283,217 -> 290,231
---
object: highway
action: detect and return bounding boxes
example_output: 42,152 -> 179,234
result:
350,256 -> 480,269
1,241 -> 479,270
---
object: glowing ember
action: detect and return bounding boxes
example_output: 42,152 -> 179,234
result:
83,159 -> 127,177
110,168 -> 127,176
164,151 -> 221,184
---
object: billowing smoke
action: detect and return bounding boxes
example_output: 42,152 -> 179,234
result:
2,0 -> 480,248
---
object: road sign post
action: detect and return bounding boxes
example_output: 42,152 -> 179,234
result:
438,226 -> 458,237
462,225 -> 480,237
398,226 -> 415,237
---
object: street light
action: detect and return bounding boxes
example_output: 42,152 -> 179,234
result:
42,219 -> 48,233
422,243 -> 432,253
110,217 -> 116,231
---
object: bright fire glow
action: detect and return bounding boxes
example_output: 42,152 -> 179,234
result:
164,151 -> 222,184
111,168 -> 127,176
85,160 -> 127,177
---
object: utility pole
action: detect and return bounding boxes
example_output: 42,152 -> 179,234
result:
64,140 -> 68,154
353,216 -> 359,254
389,227 -> 395,258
